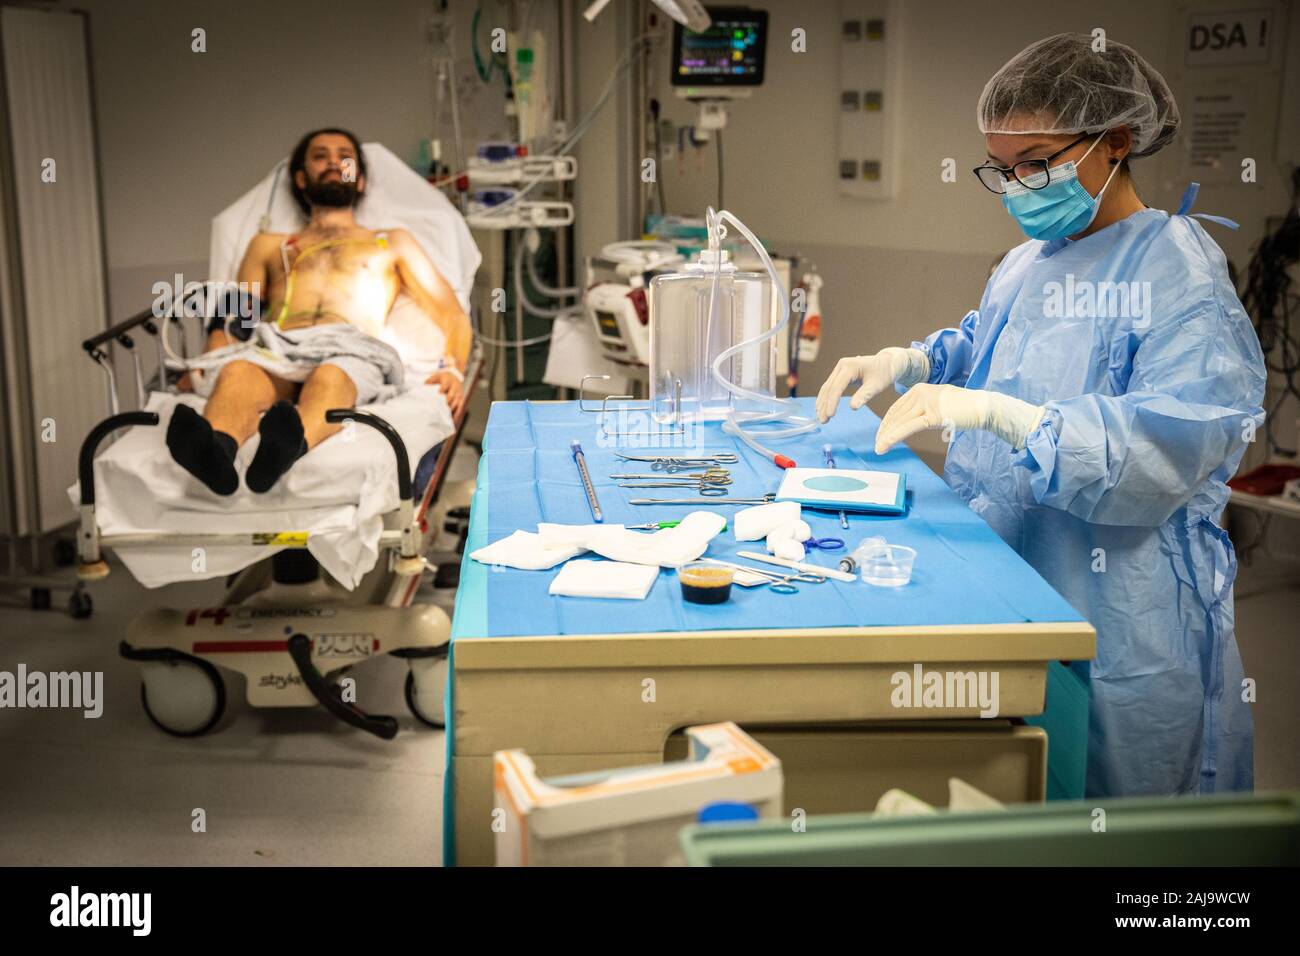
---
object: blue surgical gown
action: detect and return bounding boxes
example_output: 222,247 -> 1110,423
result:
913,194 -> 1265,797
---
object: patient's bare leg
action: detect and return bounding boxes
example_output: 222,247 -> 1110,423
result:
166,360 -> 287,496
245,364 -> 356,493
297,364 -> 358,449
204,360 -> 294,444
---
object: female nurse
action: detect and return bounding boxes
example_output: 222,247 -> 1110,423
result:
817,33 -> 1266,798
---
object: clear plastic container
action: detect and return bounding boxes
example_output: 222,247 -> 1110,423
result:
649,251 -> 774,424
679,562 -> 735,604
861,544 -> 917,588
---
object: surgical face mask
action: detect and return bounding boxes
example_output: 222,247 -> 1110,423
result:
1000,132 -> 1121,241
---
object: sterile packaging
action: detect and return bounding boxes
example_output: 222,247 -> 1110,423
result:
493,722 -> 782,867
776,467 -> 907,515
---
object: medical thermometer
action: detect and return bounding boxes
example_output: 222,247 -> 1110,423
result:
571,440 -> 603,522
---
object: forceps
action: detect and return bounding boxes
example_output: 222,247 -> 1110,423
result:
612,468 -> 733,493
621,483 -> 731,496
628,493 -> 777,505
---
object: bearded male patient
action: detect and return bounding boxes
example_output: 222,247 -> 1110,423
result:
167,128 -> 472,495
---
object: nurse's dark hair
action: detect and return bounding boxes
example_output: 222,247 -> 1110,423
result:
288,128 -> 367,215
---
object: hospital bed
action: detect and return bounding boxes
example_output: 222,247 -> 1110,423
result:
72,144 -> 482,738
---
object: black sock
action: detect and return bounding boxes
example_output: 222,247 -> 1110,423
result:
166,404 -> 239,496
246,400 -> 307,493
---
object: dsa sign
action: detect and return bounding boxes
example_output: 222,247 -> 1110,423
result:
1186,10 -> 1273,66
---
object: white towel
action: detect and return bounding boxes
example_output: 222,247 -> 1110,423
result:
469,530 -> 585,571
538,511 -> 725,568
548,560 -> 659,600
733,501 -> 802,542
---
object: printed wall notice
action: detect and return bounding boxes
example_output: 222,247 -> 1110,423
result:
1186,9 -> 1273,67
1187,86 -> 1249,176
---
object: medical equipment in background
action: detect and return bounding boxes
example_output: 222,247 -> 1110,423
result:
650,206 -> 817,466
464,19 -> 657,398
584,0 -> 711,34
670,6 -> 768,133
465,144 -> 577,230
650,244 -> 773,423
583,240 -> 683,372
0,6 -> 106,620
787,271 -> 823,395
1240,165 -> 1300,459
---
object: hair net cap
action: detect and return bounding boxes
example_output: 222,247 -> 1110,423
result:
978,33 -> 1180,158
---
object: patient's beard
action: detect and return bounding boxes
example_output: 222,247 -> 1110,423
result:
303,178 -> 359,210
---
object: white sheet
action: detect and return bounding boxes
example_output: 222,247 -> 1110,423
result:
208,141 -> 481,314
71,387 -> 454,589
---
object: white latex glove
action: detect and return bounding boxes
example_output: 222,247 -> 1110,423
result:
816,347 -> 931,423
875,383 -> 1046,455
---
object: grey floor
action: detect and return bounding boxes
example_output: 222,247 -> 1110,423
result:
1,459 -> 1297,864
0,563 -> 449,866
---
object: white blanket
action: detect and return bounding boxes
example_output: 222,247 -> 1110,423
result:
70,387 -> 454,589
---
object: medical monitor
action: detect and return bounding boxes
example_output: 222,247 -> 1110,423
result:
671,6 -> 767,96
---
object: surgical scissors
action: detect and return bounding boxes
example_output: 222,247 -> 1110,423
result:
612,468 -> 733,493
613,452 -> 740,473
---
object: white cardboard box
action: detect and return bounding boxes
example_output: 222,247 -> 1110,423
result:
494,722 -> 783,867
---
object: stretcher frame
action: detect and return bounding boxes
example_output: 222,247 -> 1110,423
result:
74,289 -> 479,737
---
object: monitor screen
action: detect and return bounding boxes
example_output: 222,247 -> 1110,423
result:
671,7 -> 768,88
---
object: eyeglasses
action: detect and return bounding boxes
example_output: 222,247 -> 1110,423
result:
972,134 -> 1095,195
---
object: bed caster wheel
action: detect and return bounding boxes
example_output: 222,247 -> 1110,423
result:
68,590 -> 93,620
405,659 -> 447,729
140,658 -> 226,737
30,587 -> 51,611
54,538 -> 77,567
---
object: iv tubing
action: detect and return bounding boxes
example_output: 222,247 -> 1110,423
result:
704,207 -> 817,465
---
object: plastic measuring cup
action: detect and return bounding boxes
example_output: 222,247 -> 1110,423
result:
861,544 -> 916,587
680,563 -> 735,604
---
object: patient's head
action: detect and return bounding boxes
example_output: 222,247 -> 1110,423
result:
290,128 -> 368,216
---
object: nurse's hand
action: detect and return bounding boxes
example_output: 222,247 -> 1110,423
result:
815,347 -> 930,423
874,383 -> 1046,455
